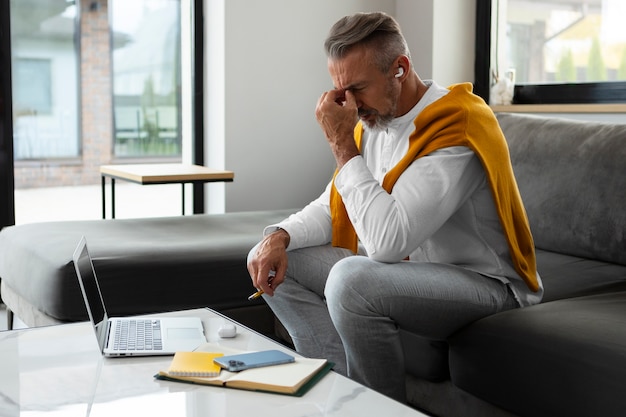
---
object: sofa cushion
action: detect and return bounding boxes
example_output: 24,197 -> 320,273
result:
497,113 -> 626,266
401,249 -> 626,384
448,291 -> 626,417
0,209 -> 293,322
535,249 -> 626,302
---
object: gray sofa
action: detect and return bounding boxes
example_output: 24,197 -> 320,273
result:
0,209 -> 296,334
1,113 -> 625,416
403,113 -> 626,417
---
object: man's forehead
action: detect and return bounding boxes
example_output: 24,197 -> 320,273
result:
328,48 -> 375,89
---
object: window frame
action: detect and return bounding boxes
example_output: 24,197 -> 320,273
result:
1,0 -> 15,228
475,0 -> 626,105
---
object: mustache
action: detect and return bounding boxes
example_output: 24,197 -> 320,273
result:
358,108 -> 377,117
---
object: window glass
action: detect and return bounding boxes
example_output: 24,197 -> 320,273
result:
11,2 -> 79,159
14,59 -> 52,114
499,0 -> 626,84
111,0 -> 182,158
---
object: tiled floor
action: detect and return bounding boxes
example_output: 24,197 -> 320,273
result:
14,182 -> 188,224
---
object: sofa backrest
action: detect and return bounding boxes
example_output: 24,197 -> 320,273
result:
497,112 -> 626,266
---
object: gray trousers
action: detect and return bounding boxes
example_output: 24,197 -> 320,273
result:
249,243 -> 518,402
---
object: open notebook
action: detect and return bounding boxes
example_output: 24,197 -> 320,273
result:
73,236 -> 207,357
155,343 -> 333,396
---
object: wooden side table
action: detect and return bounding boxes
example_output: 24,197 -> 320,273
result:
100,163 -> 234,219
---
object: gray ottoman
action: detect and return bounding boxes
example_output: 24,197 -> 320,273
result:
0,209 -> 294,332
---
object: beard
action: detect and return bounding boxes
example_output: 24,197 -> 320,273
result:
360,109 -> 396,132
360,78 -> 399,133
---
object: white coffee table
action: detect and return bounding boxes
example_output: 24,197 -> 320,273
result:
0,308 -> 427,416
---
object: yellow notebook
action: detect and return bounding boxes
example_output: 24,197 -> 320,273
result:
167,351 -> 224,377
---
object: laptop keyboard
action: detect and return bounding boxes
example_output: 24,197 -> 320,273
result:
113,319 -> 163,351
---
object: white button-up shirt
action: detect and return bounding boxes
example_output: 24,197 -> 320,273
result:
266,81 -> 543,307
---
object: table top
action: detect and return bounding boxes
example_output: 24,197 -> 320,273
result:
100,163 -> 234,184
0,308 -> 426,417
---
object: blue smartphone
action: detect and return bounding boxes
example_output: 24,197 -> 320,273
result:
213,349 -> 295,372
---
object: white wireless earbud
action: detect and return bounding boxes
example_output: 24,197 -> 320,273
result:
395,67 -> 404,78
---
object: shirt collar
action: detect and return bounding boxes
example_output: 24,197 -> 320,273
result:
387,80 -> 447,133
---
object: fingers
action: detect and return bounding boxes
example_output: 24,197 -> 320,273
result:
258,269 -> 278,296
247,231 -> 289,297
315,89 -> 360,167
344,89 -> 356,107
316,89 -> 356,131
316,89 -> 346,113
315,91 -> 336,120
253,265 -> 285,297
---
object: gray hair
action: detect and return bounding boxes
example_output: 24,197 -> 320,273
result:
324,12 -> 411,73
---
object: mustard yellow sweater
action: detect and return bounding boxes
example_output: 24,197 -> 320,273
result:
330,83 -> 539,292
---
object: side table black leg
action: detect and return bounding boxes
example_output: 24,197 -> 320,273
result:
181,183 -> 185,215
111,178 -> 116,219
7,308 -> 14,331
101,176 -> 106,219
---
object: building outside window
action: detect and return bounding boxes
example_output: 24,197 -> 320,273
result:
497,0 -> 626,84
481,0 -> 626,104
8,0 -> 191,224
11,1 -> 79,161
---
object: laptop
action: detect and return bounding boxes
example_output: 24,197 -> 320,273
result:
73,236 -> 207,357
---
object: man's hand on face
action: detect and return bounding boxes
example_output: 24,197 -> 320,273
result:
315,89 -> 360,168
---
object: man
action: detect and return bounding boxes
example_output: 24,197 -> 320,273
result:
247,12 -> 542,402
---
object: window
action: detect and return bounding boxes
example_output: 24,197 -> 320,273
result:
476,0 -> 626,104
1,0 -> 204,227
111,0 -> 182,158
11,1 -> 79,159
14,59 -> 52,115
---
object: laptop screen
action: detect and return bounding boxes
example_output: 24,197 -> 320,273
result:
74,237 -> 109,340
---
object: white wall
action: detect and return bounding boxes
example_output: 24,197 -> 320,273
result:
396,0 -> 476,86
205,0 -> 475,213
